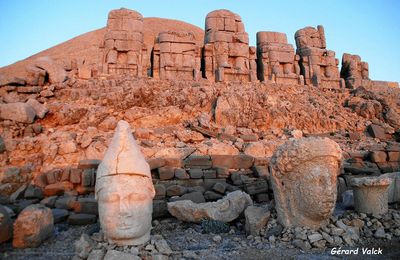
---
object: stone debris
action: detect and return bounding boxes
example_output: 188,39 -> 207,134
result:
245,205 -> 271,235
167,190 -> 252,223
12,204 -> 54,248
0,102 -> 36,123
0,205 -> 13,243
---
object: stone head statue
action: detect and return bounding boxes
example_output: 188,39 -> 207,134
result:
95,120 -> 155,245
270,137 -> 342,229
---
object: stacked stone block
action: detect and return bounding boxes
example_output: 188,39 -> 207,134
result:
101,8 -> 149,77
340,53 -> 370,89
152,31 -> 201,80
203,9 -> 257,82
295,25 -> 344,88
256,31 -> 304,84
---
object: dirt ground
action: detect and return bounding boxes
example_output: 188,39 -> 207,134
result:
1,219 -> 399,260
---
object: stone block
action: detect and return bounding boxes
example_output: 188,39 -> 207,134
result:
67,213 -> 97,225
189,169 -> 203,179
204,191 -> 223,201
55,196 -> 76,210
212,182 -> 226,194
212,154 -> 254,169
245,206 -> 270,236
244,180 -> 268,195
78,159 -> 101,169
40,196 -> 58,208
154,184 -> 166,199
60,168 -> 70,182
216,167 -> 229,178
174,168 -> 189,179
166,185 -> 187,197
252,166 -> 269,179
72,197 -> 98,215
26,98 -> 48,119
388,152 -> 400,162
82,169 -> 95,187
44,182 -> 73,196
52,208 -> 69,223
203,169 -> 217,179
203,179 -> 226,190
369,151 -> 387,163
367,124 -> 387,140
70,168 -> 82,184
380,172 -> 400,203
158,166 -> 175,180
153,200 -> 168,219
148,158 -> 166,170
254,193 -> 270,203
184,155 -> 212,167
24,185 -> 43,199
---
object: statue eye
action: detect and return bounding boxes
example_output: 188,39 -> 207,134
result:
128,193 -> 148,201
101,194 -> 120,203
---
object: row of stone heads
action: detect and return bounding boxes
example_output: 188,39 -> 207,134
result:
97,8 -> 369,88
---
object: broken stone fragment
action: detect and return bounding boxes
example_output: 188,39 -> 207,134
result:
167,190 -> 252,223
0,102 -> 36,123
12,204 -> 54,248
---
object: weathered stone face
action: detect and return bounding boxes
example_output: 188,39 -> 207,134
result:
203,9 -> 257,82
270,137 -> 342,229
256,31 -> 303,84
295,25 -> 343,89
97,175 -> 154,244
96,120 -> 155,245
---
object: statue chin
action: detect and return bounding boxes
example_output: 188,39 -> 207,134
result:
107,230 -> 151,246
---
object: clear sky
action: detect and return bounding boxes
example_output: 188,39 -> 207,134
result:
0,0 -> 399,82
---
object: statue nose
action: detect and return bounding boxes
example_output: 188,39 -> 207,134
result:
119,200 -> 132,216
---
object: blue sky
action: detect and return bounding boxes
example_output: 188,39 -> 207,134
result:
0,0 -> 399,82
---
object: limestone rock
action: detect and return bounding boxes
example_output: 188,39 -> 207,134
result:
245,206 -> 270,235
0,102 -> 36,123
167,190 -> 252,223
13,204 -> 54,248
270,137 -> 342,228
74,234 -> 94,259
35,56 -> 67,84
0,205 -> 13,243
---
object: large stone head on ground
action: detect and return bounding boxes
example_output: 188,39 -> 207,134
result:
270,137 -> 342,229
95,120 -> 155,245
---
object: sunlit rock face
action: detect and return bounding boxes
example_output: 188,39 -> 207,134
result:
270,137 -> 342,229
95,120 -> 155,245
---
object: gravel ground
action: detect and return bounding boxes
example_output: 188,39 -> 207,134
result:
1,218 -> 400,260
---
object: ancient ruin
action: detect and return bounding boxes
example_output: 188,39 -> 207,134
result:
96,120 -> 155,245
152,31 -> 201,80
341,53 -> 370,88
256,31 -> 303,84
0,5 -> 400,259
100,8 -> 149,77
295,25 -> 344,88
203,9 -> 257,82
270,138 -> 342,229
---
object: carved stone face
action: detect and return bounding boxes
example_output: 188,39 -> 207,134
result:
97,175 -> 154,245
294,157 -> 338,221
